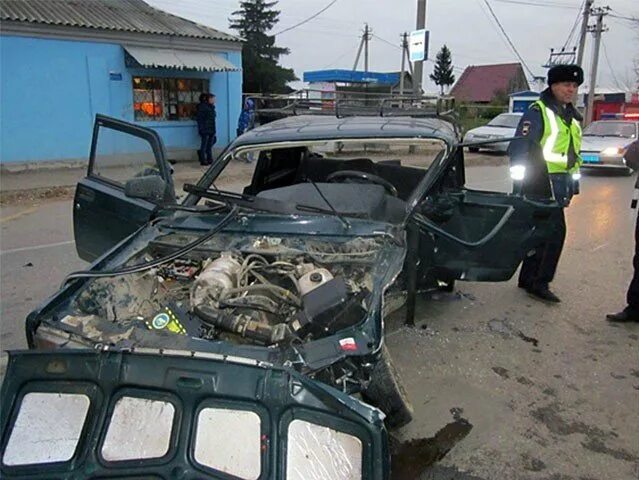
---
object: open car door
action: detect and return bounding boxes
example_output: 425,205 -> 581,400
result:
407,147 -> 561,285
74,114 -> 176,261
0,350 -> 388,479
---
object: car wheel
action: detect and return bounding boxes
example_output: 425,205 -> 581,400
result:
468,147 -> 480,153
362,344 -> 413,429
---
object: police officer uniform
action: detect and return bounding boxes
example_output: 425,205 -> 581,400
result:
509,64 -> 584,303
607,139 -> 639,322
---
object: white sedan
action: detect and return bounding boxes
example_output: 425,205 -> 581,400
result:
580,120 -> 639,175
464,112 -> 523,153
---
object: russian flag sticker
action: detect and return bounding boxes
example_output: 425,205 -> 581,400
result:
339,337 -> 358,351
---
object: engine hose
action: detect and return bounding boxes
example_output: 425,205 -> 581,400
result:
193,305 -> 281,345
220,284 -> 301,307
61,207 -> 238,287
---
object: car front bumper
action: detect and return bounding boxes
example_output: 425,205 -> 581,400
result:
580,151 -> 629,170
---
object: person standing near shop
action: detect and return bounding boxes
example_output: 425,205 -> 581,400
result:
508,64 -> 584,303
196,93 -> 216,166
607,139 -> 639,322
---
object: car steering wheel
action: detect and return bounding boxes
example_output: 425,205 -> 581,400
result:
326,170 -> 399,197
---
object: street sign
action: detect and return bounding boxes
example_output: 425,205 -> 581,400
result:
409,29 -> 429,62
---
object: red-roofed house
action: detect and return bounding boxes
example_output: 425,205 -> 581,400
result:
451,63 -> 529,103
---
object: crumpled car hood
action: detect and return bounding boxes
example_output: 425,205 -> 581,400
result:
0,349 -> 390,479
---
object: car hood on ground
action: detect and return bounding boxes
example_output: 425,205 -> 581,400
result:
0,349 -> 389,479
465,125 -> 516,139
580,135 -> 636,152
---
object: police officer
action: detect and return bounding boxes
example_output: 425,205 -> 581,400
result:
509,64 -> 584,303
607,139 -> 639,322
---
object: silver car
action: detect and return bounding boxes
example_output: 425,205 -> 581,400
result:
464,112 -> 523,153
580,120 -> 639,174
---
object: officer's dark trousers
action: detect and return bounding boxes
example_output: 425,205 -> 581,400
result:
626,211 -> 639,311
519,207 -> 566,288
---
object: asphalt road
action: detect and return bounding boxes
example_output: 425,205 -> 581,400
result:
0,162 -> 637,479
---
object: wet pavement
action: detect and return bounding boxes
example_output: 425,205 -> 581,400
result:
1,161 -> 637,479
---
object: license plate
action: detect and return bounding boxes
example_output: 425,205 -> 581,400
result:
582,154 -> 600,164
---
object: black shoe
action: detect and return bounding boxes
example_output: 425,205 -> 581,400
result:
606,308 -> 639,323
526,285 -> 561,303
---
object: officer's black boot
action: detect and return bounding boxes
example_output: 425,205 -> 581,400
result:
526,284 -> 561,303
606,307 -> 639,323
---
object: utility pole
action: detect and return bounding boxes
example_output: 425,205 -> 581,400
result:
413,0 -> 426,95
585,6 -> 609,125
353,24 -> 372,71
400,32 -> 408,95
364,24 -> 370,72
576,0 -> 594,68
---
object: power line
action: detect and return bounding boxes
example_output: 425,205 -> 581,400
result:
371,33 -> 402,50
561,0 -> 586,50
601,39 -> 623,90
482,0 -> 535,78
321,44 -> 362,69
493,0 -> 578,9
274,0 -> 340,36
609,13 -> 639,22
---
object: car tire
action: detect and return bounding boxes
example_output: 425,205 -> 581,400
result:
362,344 -> 413,430
468,147 -> 480,153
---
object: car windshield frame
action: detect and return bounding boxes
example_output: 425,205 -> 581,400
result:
183,136 -> 453,218
582,121 -> 637,138
486,114 -> 522,129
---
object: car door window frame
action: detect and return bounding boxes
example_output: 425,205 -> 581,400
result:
88,114 -> 176,200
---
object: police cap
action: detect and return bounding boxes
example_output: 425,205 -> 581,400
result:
547,64 -> 584,86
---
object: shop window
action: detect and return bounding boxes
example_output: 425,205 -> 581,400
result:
133,77 -> 208,121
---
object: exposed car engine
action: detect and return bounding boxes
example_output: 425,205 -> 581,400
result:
69,237 -> 378,348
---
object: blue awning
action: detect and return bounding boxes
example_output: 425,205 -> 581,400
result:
124,46 -> 239,72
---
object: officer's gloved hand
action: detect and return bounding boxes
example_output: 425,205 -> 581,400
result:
572,171 -> 581,196
510,165 -> 526,196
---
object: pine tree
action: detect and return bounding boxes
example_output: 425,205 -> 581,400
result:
229,0 -> 297,93
429,45 -> 456,95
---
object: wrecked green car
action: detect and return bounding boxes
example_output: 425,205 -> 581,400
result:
2,111 -> 558,478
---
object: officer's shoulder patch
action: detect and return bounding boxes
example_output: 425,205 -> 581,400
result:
521,121 -> 531,136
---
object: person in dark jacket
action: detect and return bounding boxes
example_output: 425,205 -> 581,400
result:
196,93 -> 216,166
607,139 -> 639,322
508,64 -> 584,303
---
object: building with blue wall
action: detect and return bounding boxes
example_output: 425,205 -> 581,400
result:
0,0 -> 243,164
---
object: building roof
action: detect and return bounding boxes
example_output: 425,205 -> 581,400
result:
509,90 -> 540,98
0,0 -> 240,42
303,70 -> 400,86
450,63 -> 528,103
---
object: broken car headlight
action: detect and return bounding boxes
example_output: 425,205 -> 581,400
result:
510,165 -> 526,181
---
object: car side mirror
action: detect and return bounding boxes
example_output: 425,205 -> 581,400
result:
124,175 -> 170,203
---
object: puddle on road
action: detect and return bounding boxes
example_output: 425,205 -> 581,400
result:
390,417 -> 473,480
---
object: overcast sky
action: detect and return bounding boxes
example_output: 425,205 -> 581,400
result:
148,0 -> 638,93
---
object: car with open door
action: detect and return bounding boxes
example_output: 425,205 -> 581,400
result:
20,110 -> 560,443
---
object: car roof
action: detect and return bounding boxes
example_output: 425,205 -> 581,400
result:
229,115 -> 459,149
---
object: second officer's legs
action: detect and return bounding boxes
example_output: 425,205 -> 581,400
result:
519,208 -> 566,298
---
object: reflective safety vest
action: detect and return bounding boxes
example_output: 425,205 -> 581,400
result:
534,100 -> 582,174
